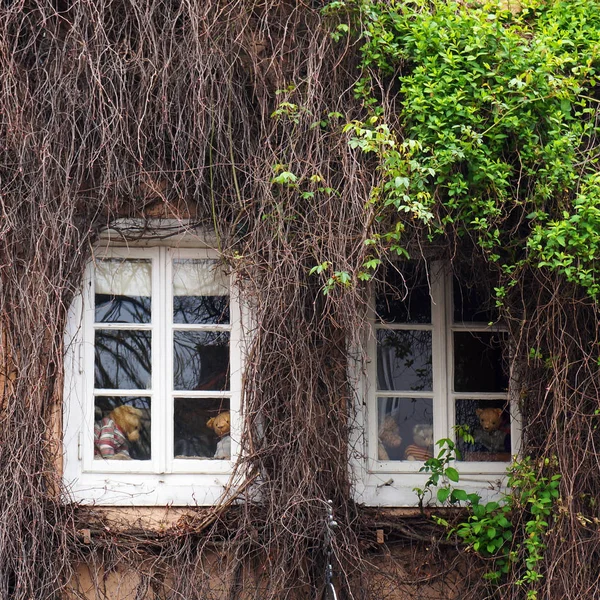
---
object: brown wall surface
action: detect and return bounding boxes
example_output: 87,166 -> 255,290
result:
67,507 -> 468,600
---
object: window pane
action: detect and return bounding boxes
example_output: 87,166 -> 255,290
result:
173,296 -> 229,325
453,276 -> 498,324
174,398 -> 230,459
453,332 -> 508,392
455,399 -> 511,462
376,264 -> 431,324
173,259 -> 229,324
95,259 -> 151,323
173,331 -> 230,391
377,397 -> 433,461
95,330 -> 151,389
94,396 -> 151,461
377,330 -> 433,392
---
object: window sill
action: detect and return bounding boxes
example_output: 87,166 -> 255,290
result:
64,472 -> 233,506
356,470 -> 507,508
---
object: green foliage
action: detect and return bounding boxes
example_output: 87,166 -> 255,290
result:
416,435 -> 561,597
326,0 -> 600,297
528,174 -> 600,295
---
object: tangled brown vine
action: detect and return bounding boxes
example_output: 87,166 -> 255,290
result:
2,0 -> 600,599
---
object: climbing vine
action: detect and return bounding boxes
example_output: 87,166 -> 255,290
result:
415,433 -> 561,599
325,0 -> 600,297
1,0 -> 600,599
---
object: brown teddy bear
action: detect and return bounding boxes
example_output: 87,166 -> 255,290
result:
94,405 -> 143,460
404,423 -> 433,461
206,411 -> 231,459
474,407 -> 507,452
378,415 -> 402,460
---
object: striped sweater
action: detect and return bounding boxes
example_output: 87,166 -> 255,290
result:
94,417 -> 130,458
404,444 -> 432,462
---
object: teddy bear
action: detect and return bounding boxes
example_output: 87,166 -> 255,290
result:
474,407 -> 507,453
94,405 -> 143,460
206,411 -> 231,459
404,423 -> 433,461
378,415 -> 402,460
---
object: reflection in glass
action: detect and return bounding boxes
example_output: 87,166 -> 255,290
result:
453,276 -> 498,324
377,397 -> 433,461
96,295 -> 151,324
377,330 -> 433,391
173,260 -> 229,324
174,398 -> 230,459
376,264 -> 431,324
94,396 -> 151,460
95,259 -> 151,324
94,330 -> 151,389
173,331 -> 230,391
454,332 -> 508,392
456,399 -> 511,462
173,296 -> 229,325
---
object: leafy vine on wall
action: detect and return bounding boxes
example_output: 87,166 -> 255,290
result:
0,0 -> 600,598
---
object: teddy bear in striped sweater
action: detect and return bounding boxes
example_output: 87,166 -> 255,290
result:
404,423 -> 433,462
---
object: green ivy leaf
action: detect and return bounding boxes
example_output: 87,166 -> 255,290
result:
437,487 -> 451,503
446,467 -> 459,482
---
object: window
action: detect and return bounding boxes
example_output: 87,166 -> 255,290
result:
357,262 -> 519,506
63,243 -> 241,506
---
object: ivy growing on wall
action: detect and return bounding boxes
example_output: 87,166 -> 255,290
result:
2,0 -> 600,598
325,0 -> 600,298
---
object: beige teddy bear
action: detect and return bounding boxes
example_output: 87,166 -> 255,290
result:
206,411 -> 231,459
378,415 -> 402,460
474,407 -> 507,452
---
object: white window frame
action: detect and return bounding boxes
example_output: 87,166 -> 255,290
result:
353,261 -> 521,507
63,240 -> 242,506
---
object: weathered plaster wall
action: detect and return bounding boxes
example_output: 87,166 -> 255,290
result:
66,508 -> 468,600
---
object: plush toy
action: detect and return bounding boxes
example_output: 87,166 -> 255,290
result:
378,415 -> 402,461
474,407 -> 507,452
94,405 -> 143,460
404,423 -> 433,461
206,411 -> 231,459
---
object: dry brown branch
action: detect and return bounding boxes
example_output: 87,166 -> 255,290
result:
1,1 -> 599,599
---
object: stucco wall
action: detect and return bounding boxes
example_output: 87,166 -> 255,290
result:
66,507 -> 468,600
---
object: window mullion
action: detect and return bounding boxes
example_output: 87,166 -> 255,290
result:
430,261 -> 448,446
445,265 -> 457,442
367,293 -> 379,464
82,264 -> 96,472
154,248 -> 167,474
229,271 -> 241,463
164,248 -> 175,474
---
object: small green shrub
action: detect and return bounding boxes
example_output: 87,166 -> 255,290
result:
325,0 -> 600,299
415,435 -> 561,598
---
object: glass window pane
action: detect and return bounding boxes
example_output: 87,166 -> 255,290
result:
173,331 -> 230,391
173,296 -> 229,325
174,398 -> 231,459
453,331 -> 508,392
376,264 -> 431,324
173,259 -> 229,324
94,330 -> 151,389
95,259 -> 151,323
455,399 -> 511,462
453,276 -> 498,324
377,397 -> 433,461
94,396 -> 151,461
377,330 -> 433,392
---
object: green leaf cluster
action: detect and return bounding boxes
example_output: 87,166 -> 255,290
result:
328,0 -> 600,297
416,436 -> 561,596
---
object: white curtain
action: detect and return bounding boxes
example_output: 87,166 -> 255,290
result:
172,259 -> 229,296
95,259 -> 151,296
